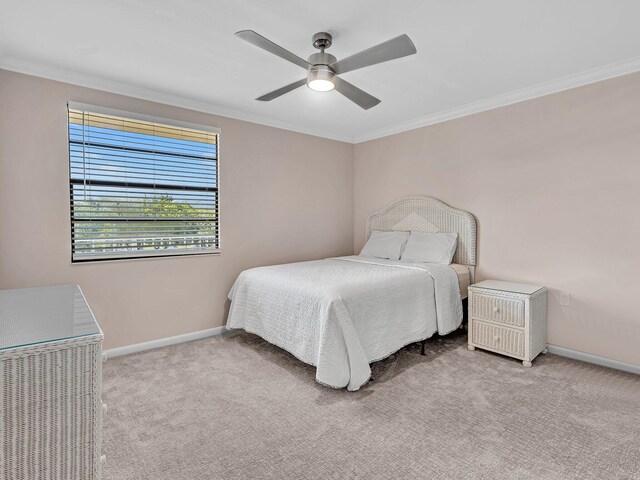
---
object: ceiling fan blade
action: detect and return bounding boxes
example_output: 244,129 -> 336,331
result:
256,78 -> 307,101
331,34 -> 416,75
235,30 -> 311,70
333,76 -> 381,110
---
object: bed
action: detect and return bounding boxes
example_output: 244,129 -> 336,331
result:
226,196 -> 477,390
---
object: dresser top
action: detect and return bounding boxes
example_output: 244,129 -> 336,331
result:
0,285 -> 101,351
470,280 -> 545,295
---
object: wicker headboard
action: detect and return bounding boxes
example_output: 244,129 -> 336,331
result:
366,196 -> 477,266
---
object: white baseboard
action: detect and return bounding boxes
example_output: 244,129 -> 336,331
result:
103,326 -> 227,359
547,344 -> 640,375
103,330 -> 640,376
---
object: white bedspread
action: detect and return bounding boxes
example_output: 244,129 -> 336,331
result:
226,256 -> 463,391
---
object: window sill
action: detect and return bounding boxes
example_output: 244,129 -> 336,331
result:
71,250 -> 221,264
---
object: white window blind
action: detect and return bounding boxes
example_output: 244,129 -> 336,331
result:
68,104 -> 220,262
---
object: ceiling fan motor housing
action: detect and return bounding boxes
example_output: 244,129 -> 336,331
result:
308,52 -> 337,67
307,51 -> 337,86
307,64 -> 335,89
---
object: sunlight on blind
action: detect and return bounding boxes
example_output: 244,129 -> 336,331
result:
68,106 -> 219,261
68,110 -> 217,145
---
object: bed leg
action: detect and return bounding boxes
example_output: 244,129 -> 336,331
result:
462,298 -> 469,327
420,339 -> 427,356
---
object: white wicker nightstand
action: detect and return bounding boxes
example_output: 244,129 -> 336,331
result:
0,285 -> 104,479
467,280 -> 547,367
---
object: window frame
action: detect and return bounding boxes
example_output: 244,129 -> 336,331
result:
67,102 -> 221,263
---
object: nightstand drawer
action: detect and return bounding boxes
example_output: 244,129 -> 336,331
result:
470,320 -> 524,357
471,293 -> 525,327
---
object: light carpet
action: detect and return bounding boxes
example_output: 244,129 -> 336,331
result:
102,330 -> 640,480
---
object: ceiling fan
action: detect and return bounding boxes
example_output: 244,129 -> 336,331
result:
235,30 -> 417,110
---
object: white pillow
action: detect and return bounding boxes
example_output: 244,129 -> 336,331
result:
401,232 -> 458,264
359,230 -> 410,261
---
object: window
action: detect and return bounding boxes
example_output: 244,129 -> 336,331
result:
68,103 -> 219,262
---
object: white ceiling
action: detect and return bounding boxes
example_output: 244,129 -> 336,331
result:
1,0 -> 640,143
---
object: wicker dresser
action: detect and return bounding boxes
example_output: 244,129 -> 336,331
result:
0,285 -> 104,479
467,280 -> 547,367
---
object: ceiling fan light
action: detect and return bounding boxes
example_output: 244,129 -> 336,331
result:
307,66 -> 335,92
308,79 -> 335,92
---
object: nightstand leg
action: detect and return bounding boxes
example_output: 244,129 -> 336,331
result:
522,360 -> 532,368
542,348 -> 548,354
467,345 -> 475,351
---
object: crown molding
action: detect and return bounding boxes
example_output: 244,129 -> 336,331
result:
2,54 -> 640,145
0,55 -> 355,143
354,56 -> 640,143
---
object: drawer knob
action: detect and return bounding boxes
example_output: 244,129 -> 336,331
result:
492,306 -> 499,313
102,403 -> 108,415
493,335 -> 501,342
101,455 -> 107,464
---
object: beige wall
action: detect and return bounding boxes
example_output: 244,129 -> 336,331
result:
355,72 -> 640,366
0,69 -> 355,349
2,68 -> 639,366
